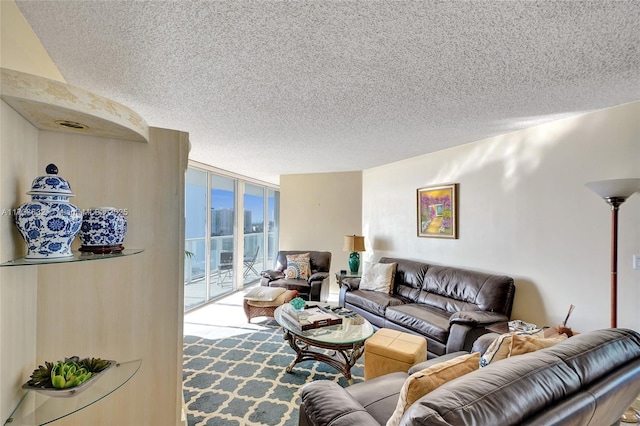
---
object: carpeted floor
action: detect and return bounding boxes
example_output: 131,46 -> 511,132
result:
183,321 -> 364,426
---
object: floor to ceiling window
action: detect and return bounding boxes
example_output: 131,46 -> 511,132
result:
209,174 -> 237,300
184,164 -> 279,312
267,188 -> 280,270
243,183 -> 264,285
184,168 -> 207,310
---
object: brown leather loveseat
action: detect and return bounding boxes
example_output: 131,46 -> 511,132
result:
260,250 -> 331,301
339,257 -> 515,358
299,328 -> 640,426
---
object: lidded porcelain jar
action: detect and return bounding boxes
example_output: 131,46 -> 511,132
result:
78,207 -> 127,254
14,164 -> 82,259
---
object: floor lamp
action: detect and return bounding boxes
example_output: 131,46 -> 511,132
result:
585,178 -> 640,328
586,178 -> 640,424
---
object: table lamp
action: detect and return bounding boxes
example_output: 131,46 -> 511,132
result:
343,235 -> 365,274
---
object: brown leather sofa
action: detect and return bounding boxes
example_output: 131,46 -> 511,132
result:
260,250 -> 331,301
299,328 -> 640,426
339,257 -> 515,358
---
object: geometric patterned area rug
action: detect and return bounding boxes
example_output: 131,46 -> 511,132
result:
183,323 -> 365,426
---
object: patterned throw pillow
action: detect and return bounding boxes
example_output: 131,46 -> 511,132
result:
285,253 -> 311,280
284,265 -> 299,279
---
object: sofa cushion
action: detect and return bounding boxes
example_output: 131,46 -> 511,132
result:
417,265 -> 515,315
345,290 -> 405,317
385,304 -> 451,343
379,257 -> 427,301
386,352 -> 480,426
360,262 -> 397,293
480,333 -> 568,367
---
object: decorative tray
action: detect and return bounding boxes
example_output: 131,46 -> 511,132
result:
22,360 -> 116,398
282,305 -> 343,331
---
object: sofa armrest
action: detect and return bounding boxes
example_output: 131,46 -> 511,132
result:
308,271 -> 329,282
260,269 -> 284,281
342,277 -> 361,290
449,311 -> 508,327
300,381 -> 380,426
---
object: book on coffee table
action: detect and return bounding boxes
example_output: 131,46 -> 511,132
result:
281,305 -> 342,331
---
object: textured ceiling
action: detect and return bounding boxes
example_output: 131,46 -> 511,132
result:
15,1 -> 640,184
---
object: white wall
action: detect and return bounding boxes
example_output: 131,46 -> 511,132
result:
363,102 -> 640,332
280,171 -> 362,296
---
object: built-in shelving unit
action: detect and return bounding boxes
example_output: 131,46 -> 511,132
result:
4,359 -> 142,426
1,68 -> 149,143
0,249 -> 144,267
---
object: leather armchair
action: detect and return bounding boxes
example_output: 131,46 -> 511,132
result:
260,250 -> 331,301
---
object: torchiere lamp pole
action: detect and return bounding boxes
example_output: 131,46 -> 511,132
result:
585,178 -> 640,328
586,178 -> 640,426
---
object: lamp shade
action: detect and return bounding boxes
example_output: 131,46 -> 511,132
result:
585,178 -> 640,199
343,235 -> 365,252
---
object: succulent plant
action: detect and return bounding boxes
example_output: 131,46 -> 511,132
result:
26,356 -> 111,389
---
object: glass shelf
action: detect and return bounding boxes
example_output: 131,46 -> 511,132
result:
4,359 -> 141,426
0,249 -> 144,267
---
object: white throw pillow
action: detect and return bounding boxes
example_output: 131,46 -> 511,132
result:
243,286 -> 286,301
359,262 -> 397,293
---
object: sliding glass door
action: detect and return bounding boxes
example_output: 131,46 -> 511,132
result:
184,165 -> 279,312
184,168 -> 208,310
209,175 -> 237,300
243,183 -> 264,285
267,188 -> 280,272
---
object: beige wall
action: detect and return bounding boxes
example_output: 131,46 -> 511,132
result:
363,101 -> 640,332
35,128 -> 189,425
1,4 -> 189,422
0,101 -> 38,424
0,112 -> 189,425
280,171 -> 362,296
0,0 -> 65,81
1,2 -> 58,421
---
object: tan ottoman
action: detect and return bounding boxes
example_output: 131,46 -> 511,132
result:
243,288 -> 298,322
364,328 -> 427,380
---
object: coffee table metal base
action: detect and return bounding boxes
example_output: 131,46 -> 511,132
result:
282,329 -> 365,385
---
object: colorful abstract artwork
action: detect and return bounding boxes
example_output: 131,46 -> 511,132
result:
417,184 -> 458,238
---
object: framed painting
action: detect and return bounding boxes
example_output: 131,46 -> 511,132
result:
417,183 -> 458,239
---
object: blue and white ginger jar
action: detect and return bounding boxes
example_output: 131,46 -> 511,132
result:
78,207 -> 127,253
14,164 -> 82,259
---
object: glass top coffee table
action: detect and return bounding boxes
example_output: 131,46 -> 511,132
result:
274,304 -> 374,384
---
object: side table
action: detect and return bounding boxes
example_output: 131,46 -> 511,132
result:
335,271 -> 361,288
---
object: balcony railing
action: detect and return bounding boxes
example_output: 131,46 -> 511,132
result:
184,232 -> 276,311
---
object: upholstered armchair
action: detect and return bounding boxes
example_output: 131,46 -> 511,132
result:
260,250 -> 331,301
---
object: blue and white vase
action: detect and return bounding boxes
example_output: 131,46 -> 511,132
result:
78,207 -> 127,254
14,164 -> 82,260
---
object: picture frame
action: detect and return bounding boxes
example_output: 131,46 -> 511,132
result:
417,183 -> 458,239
